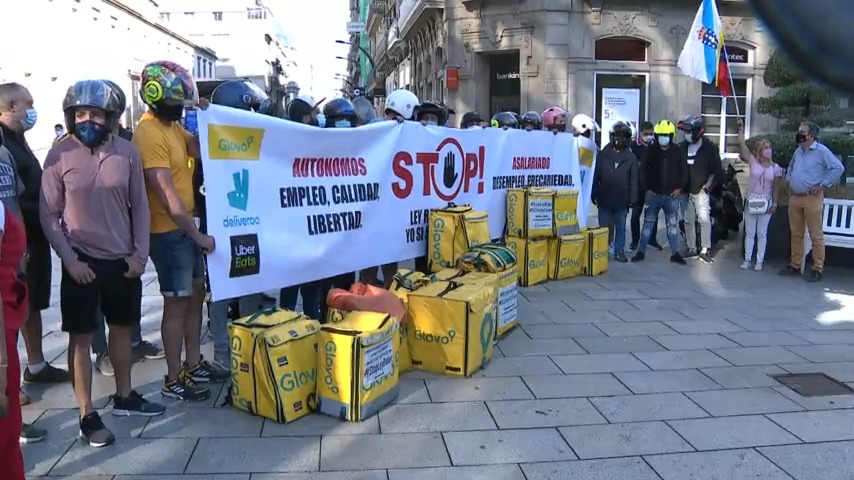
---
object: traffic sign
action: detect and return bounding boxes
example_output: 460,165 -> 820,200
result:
347,22 -> 366,33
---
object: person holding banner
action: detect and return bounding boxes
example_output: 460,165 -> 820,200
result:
133,61 -> 225,403
571,114 -> 600,140
521,111 -> 543,131
417,100 -> 448,127
460,111 -> 486,129
542,107 -> 567,134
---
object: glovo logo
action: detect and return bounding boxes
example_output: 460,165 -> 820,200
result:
280,368 -> 317,392
229,335 -> 243,397
328,309 -> 346,323
592,249 -> 609,260
556,211 -> 577,222
480,311 -> 495,368
507,193 -> 517,225
529,258 -> 547,270
431,217 -> 446,266
323,340 -> 339,394
415,329 -> 456,345
579,145 -> 595,168
207,124 -> 265,160
559,257 -> 581,269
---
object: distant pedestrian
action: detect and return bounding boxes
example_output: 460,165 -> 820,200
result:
593,121 -> 637,263
778,121 -> 844,282
737,119 -> 781,271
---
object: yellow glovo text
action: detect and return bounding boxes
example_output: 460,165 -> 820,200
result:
433,268 -> 518,338
228,308 -> 321,424
505,236 -> 549,287
407,281 -> 497,377
584,227 -> 610,276
548,234 -> 586,280
554,189 -> 580,235
506,187 -> 555,238
427,205 -> 491,273
317,311 -> 400,422
207,124 -> 265,160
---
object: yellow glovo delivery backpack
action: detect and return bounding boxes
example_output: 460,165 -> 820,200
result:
505,236 -> 549,287
455,245 -> 519,337
584,227 -> 610,276
427,204 -> 491,273
506,187 -> 556,238
229,308 -> 321,423
318,311 -> 400,422
388,269 -> 434,373
554,189 -> 580,235
407,281 -> 497,377
548,234 -> 586,280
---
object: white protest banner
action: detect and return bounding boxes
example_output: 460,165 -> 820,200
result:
575,135 -> 598,231
198,105 -> 583,301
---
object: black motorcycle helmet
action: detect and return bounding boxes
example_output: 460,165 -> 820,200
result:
417,99 -> 447,126
62,79 -> 123,134
323,97 -> 357,128
460,111 -> 483,129
677,114 -> 705,143
287,94 -> 321,123
352,96 -> 376,126
101,79 -> 127,114
211,80 -> 273,115
520,111 -> 543,131
609,121 -> 633,150
491,111 -> 519,130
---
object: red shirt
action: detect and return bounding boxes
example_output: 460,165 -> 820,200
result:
0,204 -> 28,331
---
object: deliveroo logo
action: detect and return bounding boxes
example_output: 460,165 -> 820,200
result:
479,311 -> 495,368
227,169 -> 250,211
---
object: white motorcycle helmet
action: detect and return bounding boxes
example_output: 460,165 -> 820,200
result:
384,89 -> 419,120
571,113 -> 600,136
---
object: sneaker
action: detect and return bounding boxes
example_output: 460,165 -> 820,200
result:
648,241 -> 664,251
19,389 -> 31,406
112,390 -> 166,417
670,253 -> 687,265
684,250 -> 698,260
740,261 -> 751,270
132,340 -> 165,360
23,363 -> 70,384
95,353 -> 115,377
614,253 -> 629,263
806,269 -> 823,283
185,356 -> 229,384
754,262 -> 764,272
19,423 -> 46,444
699,251 -> 714,264
631,252 -> 646,263
629,242 -> 638,252
778,266 -> 801,277
161,372 -> 211,402
79,412 -> 115,448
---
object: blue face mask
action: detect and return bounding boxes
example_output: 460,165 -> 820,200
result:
316,113 -> 326,128
658,136 -> 671,147
74,120 -> 109,148
20,108 -> 37,131
334,119 -> 352,128
426,121 -> 438,126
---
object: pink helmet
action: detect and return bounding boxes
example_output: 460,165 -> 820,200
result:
542,106 -> 567,130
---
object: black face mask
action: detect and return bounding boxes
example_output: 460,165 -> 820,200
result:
157,104 -> 185,122
612,138 -> 628,150
795,132 -> 807,144
580,130 -> 592,138
73,121 -> 109,148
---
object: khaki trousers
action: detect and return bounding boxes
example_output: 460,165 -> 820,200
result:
788,193 -> 825,272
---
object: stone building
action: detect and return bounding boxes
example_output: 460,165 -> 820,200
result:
355,0 -> 776,161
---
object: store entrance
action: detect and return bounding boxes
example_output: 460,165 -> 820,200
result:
489,52 -> 520,116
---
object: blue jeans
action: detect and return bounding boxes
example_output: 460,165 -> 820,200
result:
639,194 -> 681,254
149,230 -> 205,297
209,294 -> 272,366
279,280 -> 325,321
598,207 -> 628,255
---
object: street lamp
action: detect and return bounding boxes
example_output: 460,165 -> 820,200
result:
336,56 -> 357,64
335,39 -> 376,72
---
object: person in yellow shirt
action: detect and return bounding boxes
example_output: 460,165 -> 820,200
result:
132,61 -> 225,403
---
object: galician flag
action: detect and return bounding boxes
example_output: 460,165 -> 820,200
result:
677,0 -> 732,97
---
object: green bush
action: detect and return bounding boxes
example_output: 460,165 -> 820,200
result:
745,133 -> 854,169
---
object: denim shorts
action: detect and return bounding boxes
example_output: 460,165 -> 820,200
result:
149,229 -> 205,297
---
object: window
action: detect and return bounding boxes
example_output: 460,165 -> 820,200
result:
213,11 -> 223,21
700,79 -> 749,159
595,37 -> 648,62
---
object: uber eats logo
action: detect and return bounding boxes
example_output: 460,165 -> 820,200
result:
229,234 -> 260,278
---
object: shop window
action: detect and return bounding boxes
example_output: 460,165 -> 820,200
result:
700,79 -> 749,159
594,73 -> 648,146
595,37 -> 648,62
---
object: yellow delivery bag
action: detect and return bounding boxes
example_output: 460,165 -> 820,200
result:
229,308 -> 321,423
457,244 -> 517,274
427,205 -> 491,272
506,188 -> 556,238
505,236 -> 549,286
407,281 -> 497,376
548,234 -> 586,280
389,269 -> 431,303
438,268 -> 518,338
554,189 -> 580,235
584,227 -> 610,276
318,311 -> 400,422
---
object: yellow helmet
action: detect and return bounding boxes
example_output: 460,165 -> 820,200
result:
653,120 -> 676,135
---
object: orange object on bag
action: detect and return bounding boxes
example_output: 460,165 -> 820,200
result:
327,282 -> 408,325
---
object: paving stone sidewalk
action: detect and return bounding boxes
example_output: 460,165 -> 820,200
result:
19,243 -> 854,480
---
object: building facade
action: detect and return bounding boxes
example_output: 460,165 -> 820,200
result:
356,0 -> 777,160
0,0 -> 216,156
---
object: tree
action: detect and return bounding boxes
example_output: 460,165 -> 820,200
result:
756,50 -> 844,131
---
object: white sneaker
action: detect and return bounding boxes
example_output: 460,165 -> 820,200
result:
740,261 -> 751,270
754,262 -> 763,271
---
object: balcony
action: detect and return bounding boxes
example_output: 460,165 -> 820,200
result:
387,20 -> 404,57
397,0 -> 443,40
375,28 -> 388,61
366,0 -> 390,36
